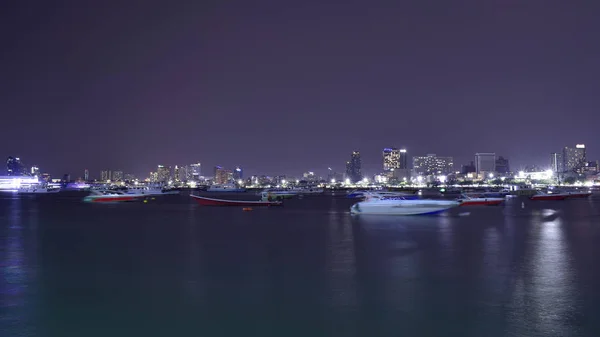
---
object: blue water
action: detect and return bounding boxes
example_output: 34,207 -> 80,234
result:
2,192 -> 600,336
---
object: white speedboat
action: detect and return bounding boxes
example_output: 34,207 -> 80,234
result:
125,186 -> 179,196
207,183 -> 246,192
83,190 -> 142,203
350,193 -> 459,215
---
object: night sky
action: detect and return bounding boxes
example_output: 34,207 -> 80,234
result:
1,0 -> 599,178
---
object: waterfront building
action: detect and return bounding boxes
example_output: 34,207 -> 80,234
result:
156,165 -> 171,183
475,153 -> 496,176
112,171 -> 123,181
233,166 -> 243,181
383,148 -> 400,171
189,163 -> 201,181
214,166 -> 232,184
100,170 -> 111,182
412,154 -> 453,177
563,144 -> 586,173
345,151 -> 362,183
495,156 -> 510,174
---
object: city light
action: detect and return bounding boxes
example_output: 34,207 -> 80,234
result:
331,179 -> 336,183
438,175 -> 447,183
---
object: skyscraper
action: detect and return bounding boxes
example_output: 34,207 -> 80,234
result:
475,153 -> 496,175
157,165 -> 171,182
399,149 -> 408,169
189,163 -> 201,181
383,148 -> 400,171
233,166 -> 243,181
345,151 -> 362,183
84,169 -> 89,181
174,165 -> 181,182
563,144 -> 586,173
112,171 -> 123,181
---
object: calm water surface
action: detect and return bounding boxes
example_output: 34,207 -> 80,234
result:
2,192 -> 600,337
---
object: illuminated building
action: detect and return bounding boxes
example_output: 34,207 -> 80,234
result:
383,148 -> 400,171
233,166 -> 243,181
399,148 -> 408,169
124,173 -> 136,181
214,166 -> 232,184
157,165 -> 171,182
413,154 -> 453,176
187,163 -> 201,181
475,153 -> 496,175
84,169 -> 89,181
345,151 -> 362,183
563,144 -> 586,173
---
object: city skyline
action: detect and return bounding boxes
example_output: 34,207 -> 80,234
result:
1,1 -> 599,176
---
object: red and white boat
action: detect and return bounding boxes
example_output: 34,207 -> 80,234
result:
83,190 -> 142,203
530,191 -> 568,201
190,194 -> 283,207
457,194 -> 504,206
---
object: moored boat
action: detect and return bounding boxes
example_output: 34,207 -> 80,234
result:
83,190 -> 141,203
530,191 -> 568,201
190,194 -> 282,207
350,193 -> 459,215
562,190 -> 592,198
457,194 -> 504,206
206,183 -> 246,192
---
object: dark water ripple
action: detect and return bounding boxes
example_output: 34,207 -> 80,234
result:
1,192 -> 600,336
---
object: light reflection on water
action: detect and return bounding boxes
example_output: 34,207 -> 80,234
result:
1,198 -> 37,336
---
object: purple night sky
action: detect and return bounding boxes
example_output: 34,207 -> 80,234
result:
1,0 -> 599,178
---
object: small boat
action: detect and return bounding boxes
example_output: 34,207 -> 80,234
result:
83,190 -> 141,203
125,186 -> 179,196
457,194 -> 504,206
206,183 -> 246,192
290,187 -> 324,195
258,189 -> 297,199
530,191 -> 568,201
190,194 -> 282,207
562,190 -> 592,198
350,193 -> 459,215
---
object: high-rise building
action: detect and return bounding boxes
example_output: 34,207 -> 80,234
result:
550,152 -> 563,174
100,170 -> 111,181
475,153 -> 496,174
174,165 -> 181,182
563,144 -> 586,173
495,156 -> 509,174
233,166 -> 243,181
124,173 -> 136,181
412,154 -> 453,176
157,165 -> 171,182
84,169 -> 89,181
345,151 -> 362,183
112,171 -> 123,181
383,148 -> 400,171
6,156 -> 27,176
214,166 -> 232,184
399,149 -> 408,169
189,163 -> 201,181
